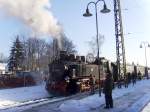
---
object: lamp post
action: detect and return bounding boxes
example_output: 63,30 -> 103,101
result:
83,0 -> 110,96
140,41 -> 150,79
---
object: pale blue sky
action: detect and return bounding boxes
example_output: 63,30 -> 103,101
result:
0,0 -> 150,67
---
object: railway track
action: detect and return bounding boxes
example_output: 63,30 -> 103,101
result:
1,91 -> 93,111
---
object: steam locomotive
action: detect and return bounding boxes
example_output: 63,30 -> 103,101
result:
45,51 -> 117,96
45,51 -> 147,96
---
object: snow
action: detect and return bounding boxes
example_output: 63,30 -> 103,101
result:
59,79 -> 150,112
142,102 -> 150,112
0,83 -> 49,109
0,63 -> 7,74
0,79 -> 150,112
0,97 -> 67,112
126,94 -> 150,112
0,63 -> 7,70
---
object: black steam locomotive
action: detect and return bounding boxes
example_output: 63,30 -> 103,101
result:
45,50 -> 148,96
45,51 -> 117,96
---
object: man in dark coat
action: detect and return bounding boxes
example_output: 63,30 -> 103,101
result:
131,72 -> 136,86
137,71 -> 142,80
103,70 -> 113,109
89,74 -> 95,94
124,75 -> 128,88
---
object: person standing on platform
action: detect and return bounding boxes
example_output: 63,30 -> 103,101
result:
103,70 -> 114,109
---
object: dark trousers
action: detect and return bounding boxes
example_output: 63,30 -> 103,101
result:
118,81 -> 122,88
105,93 -> 113,108
90,85 -> 95,94
132,79 -> 136,86
124,81 -> 128,88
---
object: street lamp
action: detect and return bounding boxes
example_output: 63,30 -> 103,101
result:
83,0 -> 110,96
140,41 -> 150,79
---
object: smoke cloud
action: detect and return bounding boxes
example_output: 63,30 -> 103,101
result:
0,0 -> 62,38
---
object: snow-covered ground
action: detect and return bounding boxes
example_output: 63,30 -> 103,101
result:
0,83 -> 49,109
0,79 -> 150,112
142,102 -> 150,112
59,79 -> 150,112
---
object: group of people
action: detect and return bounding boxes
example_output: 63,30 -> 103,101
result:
118,70 -> 142,88
102,70 -> 143,109
63,64 -> 147,109
89,70 -> 144,109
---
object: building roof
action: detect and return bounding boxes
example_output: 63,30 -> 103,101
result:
0,63 -> 7,70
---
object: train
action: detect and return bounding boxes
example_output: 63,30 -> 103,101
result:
0,71 -> 35,88
45,51 -> 147,96
46,51 -> 117,96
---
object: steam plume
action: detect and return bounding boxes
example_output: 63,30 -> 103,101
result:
0,0 -> 62,37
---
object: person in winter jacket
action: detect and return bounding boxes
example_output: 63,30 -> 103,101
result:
103,70 -> 113,109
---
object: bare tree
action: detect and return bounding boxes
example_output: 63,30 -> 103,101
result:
45,42 -> 53,63
61,34 -> 77,54
0,53 -> 8,63
23,37 -> 48,71
17,34 -> 77,73
87,34 -> 105,56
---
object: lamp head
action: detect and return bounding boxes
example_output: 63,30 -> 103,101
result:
140,44 -> 142,48
83,8 -> 92,17
101,3 -> 111,13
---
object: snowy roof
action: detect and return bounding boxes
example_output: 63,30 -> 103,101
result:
0,63 -> 7,70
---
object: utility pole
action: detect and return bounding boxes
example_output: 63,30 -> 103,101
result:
114,0 -> 126,81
